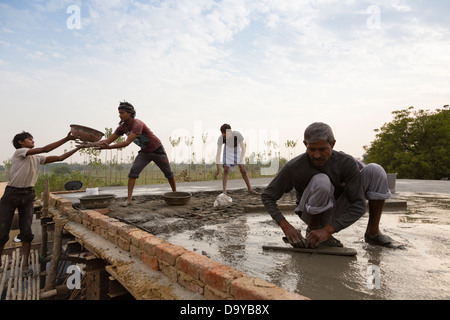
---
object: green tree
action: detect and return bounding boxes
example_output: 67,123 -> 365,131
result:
364,105 -> 449,179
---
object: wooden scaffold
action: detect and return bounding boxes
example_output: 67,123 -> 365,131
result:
0,248 -> 40,300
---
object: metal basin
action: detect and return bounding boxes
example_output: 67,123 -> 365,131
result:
70,124 -> 104,142
79,194 -> 116,209
163,192 -> 192,206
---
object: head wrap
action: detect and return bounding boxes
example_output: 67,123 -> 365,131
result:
118,102 -> 136,118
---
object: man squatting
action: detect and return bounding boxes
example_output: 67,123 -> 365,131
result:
262,122 -> 393,248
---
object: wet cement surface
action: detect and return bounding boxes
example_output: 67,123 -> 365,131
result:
63,178 -> 450,300
164,195 -> 449,300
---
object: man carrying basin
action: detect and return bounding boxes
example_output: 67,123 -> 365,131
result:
0,131 -> 81,277
82,102 -> 176,207
262,122 -> 394,248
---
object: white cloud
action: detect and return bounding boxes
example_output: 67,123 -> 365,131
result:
0,0 -> 449,164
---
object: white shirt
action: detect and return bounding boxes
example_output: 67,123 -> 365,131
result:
8,148 -> 46,188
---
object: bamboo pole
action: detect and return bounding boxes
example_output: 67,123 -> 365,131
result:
18,255 -> 23,300
27,274 -> 31,300
0,255 -> 9,298
40,179 -> 50,290
31,249 -> 36,300
35,250 -> 40,300
12,248 -> 20,300
42,179 -> 49,218
6,250 -> 16,300
44,218 -> 66,291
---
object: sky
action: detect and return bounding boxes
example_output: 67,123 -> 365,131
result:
1,0 -> 449,170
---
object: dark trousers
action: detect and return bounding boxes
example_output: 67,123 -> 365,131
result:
0,186 -> 35,244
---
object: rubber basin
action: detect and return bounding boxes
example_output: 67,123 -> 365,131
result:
79,194 -> 116,209
163,192 -> 192,206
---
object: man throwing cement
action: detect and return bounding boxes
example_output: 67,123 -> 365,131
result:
215,124 -> 258,195
262,122 -> 393,248
86,102 -> 176,206
0,131 -> 81,277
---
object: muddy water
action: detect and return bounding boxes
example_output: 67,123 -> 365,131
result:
162,192 -> 450,300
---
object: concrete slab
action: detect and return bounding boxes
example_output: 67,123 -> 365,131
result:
57,178 -> 449,205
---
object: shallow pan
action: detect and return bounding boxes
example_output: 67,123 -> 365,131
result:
70,124 -> 104,142
79,194 -> 116,209
163,192 -> 192,206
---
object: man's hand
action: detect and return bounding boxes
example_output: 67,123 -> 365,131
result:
214,165 -> 220,180
66,132 -> 77,141
76,140 -> 109,149
307,225 -> 336,248
279,219 -> 308,248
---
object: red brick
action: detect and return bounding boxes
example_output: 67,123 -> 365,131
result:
100,228 -> 109,240
177,271 -> 204,294
91,214 -> 110,226
107,220 -> 128,234
99,217 -> 117,230
204,285 -> 233,300
230,276 -> 309,300
117,236 -> 130,251
129,229 -> 153,247
117,225 -> 140,242
203,265 -> 246,293
107,231 -> 117,244
82,210 -> 103,223
155,243 -> 187,266
176,252 -> 221,280
130,244 -> 141,258
141,252 -> 159,270
93,208 -> 111,215
160,262 -> 177,282
82,219 -> 90,229
140,235 -> 166,255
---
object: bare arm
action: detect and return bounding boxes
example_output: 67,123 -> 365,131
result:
239,141 -> 246,163
213,145 -> 222,179
80,133 -> 122,149
44,146 -> 81,164
216,145 -> 222,168
99,133 -> 136,149
27,132 -> 75,156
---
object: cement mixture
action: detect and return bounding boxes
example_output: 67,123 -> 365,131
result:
107,187 -> 450,300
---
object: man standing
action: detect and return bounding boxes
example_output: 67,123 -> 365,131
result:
89,102 -> 176,206
215,124 -> 258,195
262,122 -> 393,248
0,131 -> 80,277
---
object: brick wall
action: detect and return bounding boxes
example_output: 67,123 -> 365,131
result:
47,193 -> 308,300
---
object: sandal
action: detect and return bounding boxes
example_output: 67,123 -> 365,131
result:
364,233 -> 393,247
319,235 -> 344,247
120,201 -> 132,207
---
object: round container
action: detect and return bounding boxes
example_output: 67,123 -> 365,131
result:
79,194 -> 116,209
163,192 -> 192,206
70,124 -> 104,142
64,180 -> 83,191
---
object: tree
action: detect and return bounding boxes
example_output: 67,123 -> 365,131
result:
285,140 -> 298,160
364,105 -> 449,179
